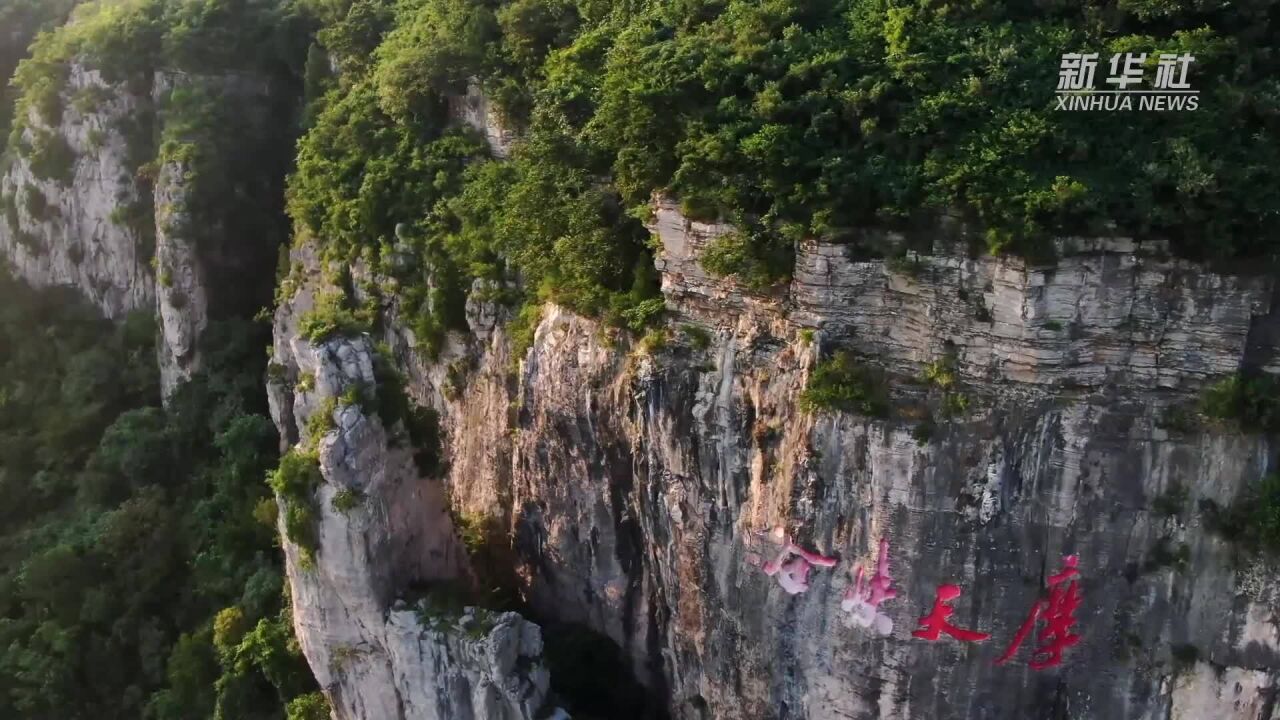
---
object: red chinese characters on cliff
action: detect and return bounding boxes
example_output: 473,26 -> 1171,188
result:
995,555 -> 1083,669
910,556 -> 1084,669
911,584 -> 992,642
747,527 -> 838,595
842,537 -> 897,636
745,525 -> 1086,669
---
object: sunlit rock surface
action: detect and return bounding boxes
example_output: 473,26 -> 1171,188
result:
447,79 -> 517,159
0,64 -> 153,319
268,246 -> 557,720
274,186 -> 1278,719
456,201 -> 1276,719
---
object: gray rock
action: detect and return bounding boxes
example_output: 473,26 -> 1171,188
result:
269,250 -> 556,720
270,198 -> 1280,717
1,63 -> 278,400
0,64 -> 154,320
446,79 -> 517,159
465,278 -> 503,341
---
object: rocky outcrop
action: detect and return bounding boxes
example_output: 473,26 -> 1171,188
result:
448,80 -> 517,159
1171,661 -> 1274,720
267,246 -> 558,720
0,64 -> 153,319
152,154 -> 208,393
1,63 -> 287,398
651,197 -> 1270,390
383,606 -> 554,720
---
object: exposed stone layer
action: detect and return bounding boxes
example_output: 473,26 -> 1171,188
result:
434,202 -> 1277,719
652,198 -> 1271,390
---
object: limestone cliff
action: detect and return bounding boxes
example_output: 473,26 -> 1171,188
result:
1,64 -> 285,398
273,190 -> 1280,719
1,64 -> 153,319
447,80 -> 517,160
266,244 -> 560,720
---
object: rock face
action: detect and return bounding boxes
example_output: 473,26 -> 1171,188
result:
274,193 -> 1279,719
447,80 -> 517,159
382,607 -> 553,720
0,64 -> 154,319
267,247 -> 556,720
152,152 -> 208,393
1,64 -> 284,398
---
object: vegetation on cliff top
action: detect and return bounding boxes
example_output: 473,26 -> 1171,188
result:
800,351 -> 890,417
0,0 -> 79,153
7,0 -> 306,148
286,0 -> 1280,325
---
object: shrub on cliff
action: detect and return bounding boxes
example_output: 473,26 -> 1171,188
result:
1202,474 -> 1280,557
25,128 -> 75,184
800,351 -> 890,418
286,692 -> 332,720
1200,373 -> 1280,433
1257,474 -> 1280,554
297,290 -> 368,343
0,0 -> 78,152
700,228 -> 793,290
267,448 -> 323,558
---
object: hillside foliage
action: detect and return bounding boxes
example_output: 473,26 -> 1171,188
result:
287,0 -> 1280,328
0,0 -> 319,717
0,272 -> 320,719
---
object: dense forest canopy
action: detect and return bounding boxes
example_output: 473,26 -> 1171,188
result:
0,0 -> 323,717
0,272 -> 323,719
287,0 -> 1280,338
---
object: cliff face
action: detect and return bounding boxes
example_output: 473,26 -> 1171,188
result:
447,80 -> 517,160
272,188 -> 1280,718
266,245 -> 558,720
1,64 -> 281,397
0,64 -> 153,319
